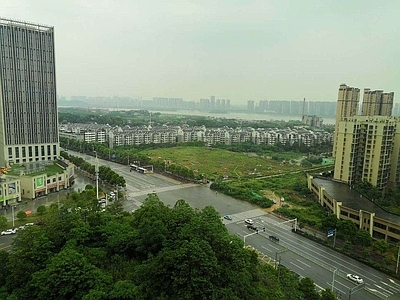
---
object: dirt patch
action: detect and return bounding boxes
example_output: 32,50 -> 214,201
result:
261,189 -> 290,213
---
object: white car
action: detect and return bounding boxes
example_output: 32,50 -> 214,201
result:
245,219 -> 254,225
347,274 -> 363,284
1,229 -> 16,235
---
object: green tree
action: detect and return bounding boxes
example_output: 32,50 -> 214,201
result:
373,240 -> 389,255
320,288 -> 337,300
0,216 -> 7,229
16,210 -> 27,221
37,205 -> 47,215
354,230 -> 373,249
299,277 -> 320,300
29,248 -> 111,300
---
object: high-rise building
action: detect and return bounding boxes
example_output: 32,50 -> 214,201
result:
333,116 -> 399,190
332,84 -> 360,158
0,18 -> 59,166
361,88 -> 394,117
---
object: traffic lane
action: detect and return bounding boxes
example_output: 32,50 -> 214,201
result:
130,185 -> 259,214
228,216 -> 399,299
228,222 -> 380,300
0,233 -> 15,252
68,150 -> 185,191
258,214 -> 395,288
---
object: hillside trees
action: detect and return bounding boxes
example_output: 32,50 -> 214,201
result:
0,192 -> 329,299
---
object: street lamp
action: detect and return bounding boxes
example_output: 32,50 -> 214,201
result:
94,151 -> 99,200
396,245 -> 400,275
12,205 -> 15,227
331,267 -> 338,292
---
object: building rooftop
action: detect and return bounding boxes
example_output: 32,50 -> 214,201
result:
313,177 -> 400,225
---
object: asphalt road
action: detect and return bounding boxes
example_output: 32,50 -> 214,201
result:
3,149 -> 398,299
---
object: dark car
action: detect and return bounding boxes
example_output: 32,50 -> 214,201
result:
247,225 -> 257,230
269,235 -> 279,242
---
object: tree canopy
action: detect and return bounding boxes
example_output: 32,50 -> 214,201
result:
0,192 -> 333,299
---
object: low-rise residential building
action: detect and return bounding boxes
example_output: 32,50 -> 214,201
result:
60,123 -> 333,149
308,176 -> 400,243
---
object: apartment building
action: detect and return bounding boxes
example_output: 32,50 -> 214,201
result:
333,116 -> 398,190
361,88 -> 394,117
332,84 -> 360,158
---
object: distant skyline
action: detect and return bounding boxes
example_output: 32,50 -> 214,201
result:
3,1 -> 399,104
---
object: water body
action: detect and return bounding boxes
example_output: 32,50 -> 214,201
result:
148,110 -> 336,125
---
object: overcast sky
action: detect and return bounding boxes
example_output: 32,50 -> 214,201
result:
3,1 -> 399,104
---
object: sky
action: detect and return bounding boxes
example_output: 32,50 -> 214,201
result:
3,1 -> 400,104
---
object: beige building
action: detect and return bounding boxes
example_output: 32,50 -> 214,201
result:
333,84 -> 360,158
361,89 -> 394,117
334,116 -> 399,190
308,176 -> 400,243
0,176 -> 21,206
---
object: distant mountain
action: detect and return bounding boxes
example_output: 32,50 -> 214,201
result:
58,99 -> 89,108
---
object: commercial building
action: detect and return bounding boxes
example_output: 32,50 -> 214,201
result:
308,176 -> 400,243
0,18 -> 59,167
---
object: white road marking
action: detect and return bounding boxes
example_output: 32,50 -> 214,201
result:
290,262 -> 304,271
374,284 -> 393,295
296,259 -> 311,268
381,281 -> 400,292
262,246 -> 272,252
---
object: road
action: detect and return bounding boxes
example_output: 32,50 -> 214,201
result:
3,149 -> 399,299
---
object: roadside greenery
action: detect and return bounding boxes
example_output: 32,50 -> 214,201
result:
60,151 -> 126,187
0,192 -> 336,299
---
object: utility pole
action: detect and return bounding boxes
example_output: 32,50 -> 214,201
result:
396,245 -> 400,275
12,205 -> 15,227
332,267 -> 338,292
94,151 -> 99,200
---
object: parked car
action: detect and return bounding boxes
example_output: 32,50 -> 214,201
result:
347,274 -> 363,284
223,215 -> 232,220
245,219 -> 254,225
1,229 -> 16,235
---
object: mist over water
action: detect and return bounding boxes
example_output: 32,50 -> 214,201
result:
148,110 -> 336,125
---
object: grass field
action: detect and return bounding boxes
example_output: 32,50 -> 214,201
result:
145,147 -> 304,179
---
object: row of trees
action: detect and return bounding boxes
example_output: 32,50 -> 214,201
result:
0,191 -> 336,299
60,151 -> 126,187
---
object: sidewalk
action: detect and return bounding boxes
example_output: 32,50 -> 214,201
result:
0,172 -> 97,222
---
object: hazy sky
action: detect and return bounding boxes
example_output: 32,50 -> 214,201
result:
3,1 -> 400,104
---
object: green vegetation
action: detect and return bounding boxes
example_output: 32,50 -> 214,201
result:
7,163 -> 65,177
147,146 -> 302,180
0,192 -> 336,300
61,151 -> 126,187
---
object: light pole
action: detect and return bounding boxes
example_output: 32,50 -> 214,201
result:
12,205 -> 15,227
332,267 -> 338,292
396,245 -> 400,275
94,151 -> 99,200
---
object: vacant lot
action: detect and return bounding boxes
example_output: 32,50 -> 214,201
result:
145,147 -> 304,179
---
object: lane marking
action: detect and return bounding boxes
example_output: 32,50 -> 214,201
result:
290,262 -> 304,271
374,284 -> 393,295
380,281 -> 400,292
296,259 -> 311,268
261,246 -> 272,253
